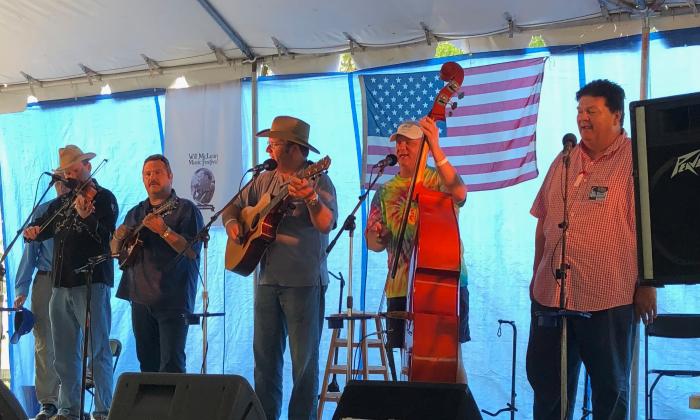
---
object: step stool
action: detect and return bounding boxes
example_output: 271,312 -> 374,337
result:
317,312 -> 391,418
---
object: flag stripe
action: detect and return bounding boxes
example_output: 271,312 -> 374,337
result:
459,74 -> 543,97
362,57 -> 545,192
448,114 -> 539,136
450,94 -> 541,117
449,103 -> 540,126
463,57 -> 545,76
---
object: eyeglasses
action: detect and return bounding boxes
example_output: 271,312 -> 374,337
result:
267,141 -> 286,148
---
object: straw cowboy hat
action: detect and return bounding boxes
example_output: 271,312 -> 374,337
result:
55,144 -> 96,171
256,116 -> 319,154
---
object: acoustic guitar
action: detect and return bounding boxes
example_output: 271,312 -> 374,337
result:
117,197 -> 179,269
225,156 -> 331,276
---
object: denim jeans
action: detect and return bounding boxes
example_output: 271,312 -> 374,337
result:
31,272 -> 60,405
253,285 -> 325,420
526,301 -> 636,420
50,283 -> 113,419
131,303 -> 189,373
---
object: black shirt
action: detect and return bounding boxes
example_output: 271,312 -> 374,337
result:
33,179 -> 118,288
116,191 -> 203,312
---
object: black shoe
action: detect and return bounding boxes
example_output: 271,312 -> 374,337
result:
35,403 -> 58,420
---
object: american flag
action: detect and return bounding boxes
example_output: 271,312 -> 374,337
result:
361,57 -> 545,191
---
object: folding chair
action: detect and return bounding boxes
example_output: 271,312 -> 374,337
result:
645,314 -> 700,420
86,338 -> 122,396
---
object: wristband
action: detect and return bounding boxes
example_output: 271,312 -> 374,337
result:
161,227 -> 172,239
436,157 -> 449,167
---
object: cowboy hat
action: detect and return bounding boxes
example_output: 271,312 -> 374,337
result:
256,116 -> 319,154
55,144 -> 96,171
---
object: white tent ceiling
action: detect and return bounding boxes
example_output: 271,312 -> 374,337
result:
1,0 -> 699,112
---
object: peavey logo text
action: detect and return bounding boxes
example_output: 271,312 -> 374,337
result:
671,148 -> 700,178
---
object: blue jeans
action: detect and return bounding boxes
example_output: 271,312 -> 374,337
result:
131,303 -> 189,373
50,283 -> 113,419
31,272 -> 60,405
254,285 -> 325,420
526,301 -> 636,420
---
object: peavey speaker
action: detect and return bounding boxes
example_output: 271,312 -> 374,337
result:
0,382 -> 27,420
332,380 -> 482,420
109,373 -> 265,420
631,92 -> 700,285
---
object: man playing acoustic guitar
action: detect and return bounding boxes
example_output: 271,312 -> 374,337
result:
223,116 -> 337,420
112,154 -> 203,373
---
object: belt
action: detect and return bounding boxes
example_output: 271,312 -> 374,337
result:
36,270 -> 51,276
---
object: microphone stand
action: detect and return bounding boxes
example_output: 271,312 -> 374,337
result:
74,252 -> 116,420
325,164 -> 387,382
168,168 -> 263,373
535,146 -> 590,420
325,271 -> 345,393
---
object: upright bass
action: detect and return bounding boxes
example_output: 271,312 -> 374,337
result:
390,62 -> 464,383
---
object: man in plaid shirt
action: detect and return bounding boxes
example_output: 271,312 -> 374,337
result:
526,79 -> 657,419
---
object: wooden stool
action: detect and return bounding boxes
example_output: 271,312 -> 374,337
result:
317,312 -> 390,418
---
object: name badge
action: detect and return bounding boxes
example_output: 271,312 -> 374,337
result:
589,186 -> 608,201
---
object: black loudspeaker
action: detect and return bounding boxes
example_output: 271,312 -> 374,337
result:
630,92 -> 700,286
109,373 -> 265,420
333,380 -> 482,420
0,382 -> 27,420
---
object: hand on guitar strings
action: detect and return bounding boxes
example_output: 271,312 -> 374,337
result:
225,220 -> 243,244
114,224 -> 133,242
143,213 -> 168,236
287,176 -> 315,201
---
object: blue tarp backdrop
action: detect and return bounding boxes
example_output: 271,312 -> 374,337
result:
2,27 -> 700,419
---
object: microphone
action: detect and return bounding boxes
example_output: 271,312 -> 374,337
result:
43,172 -> 79,189
373,154 -> 398,168
562,133 -> 577,154
248,158 -> 278,173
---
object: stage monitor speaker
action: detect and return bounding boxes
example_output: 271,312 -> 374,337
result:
332,380 -> 482,420
109,373 -> 265,420
631,92 -> 700,286
0,382 -> 27,420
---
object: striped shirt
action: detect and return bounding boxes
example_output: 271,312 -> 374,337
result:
530,132 -> 637,311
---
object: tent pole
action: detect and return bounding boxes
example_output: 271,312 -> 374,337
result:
252,60 -> 259,167
630,15 -> 650,420
251,60 -> 260,286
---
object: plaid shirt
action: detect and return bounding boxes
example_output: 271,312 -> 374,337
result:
530,132 -> 637,311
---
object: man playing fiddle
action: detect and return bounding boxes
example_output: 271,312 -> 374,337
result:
24,145 -> 118,420
364,118 -> 470,383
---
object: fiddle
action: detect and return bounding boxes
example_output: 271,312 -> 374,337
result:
72,179 -> 97,219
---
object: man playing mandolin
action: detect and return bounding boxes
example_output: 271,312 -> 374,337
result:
223,116 -> 337,420
112,154 -> 203,373
365,117 -> 471,383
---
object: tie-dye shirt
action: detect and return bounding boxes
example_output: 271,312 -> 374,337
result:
368,167 -> 468,298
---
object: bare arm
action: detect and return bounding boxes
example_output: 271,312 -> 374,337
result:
421,117 -> 467,205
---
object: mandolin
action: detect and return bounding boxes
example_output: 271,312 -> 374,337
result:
225,156 -> 331,276
117,197 -> 178,269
